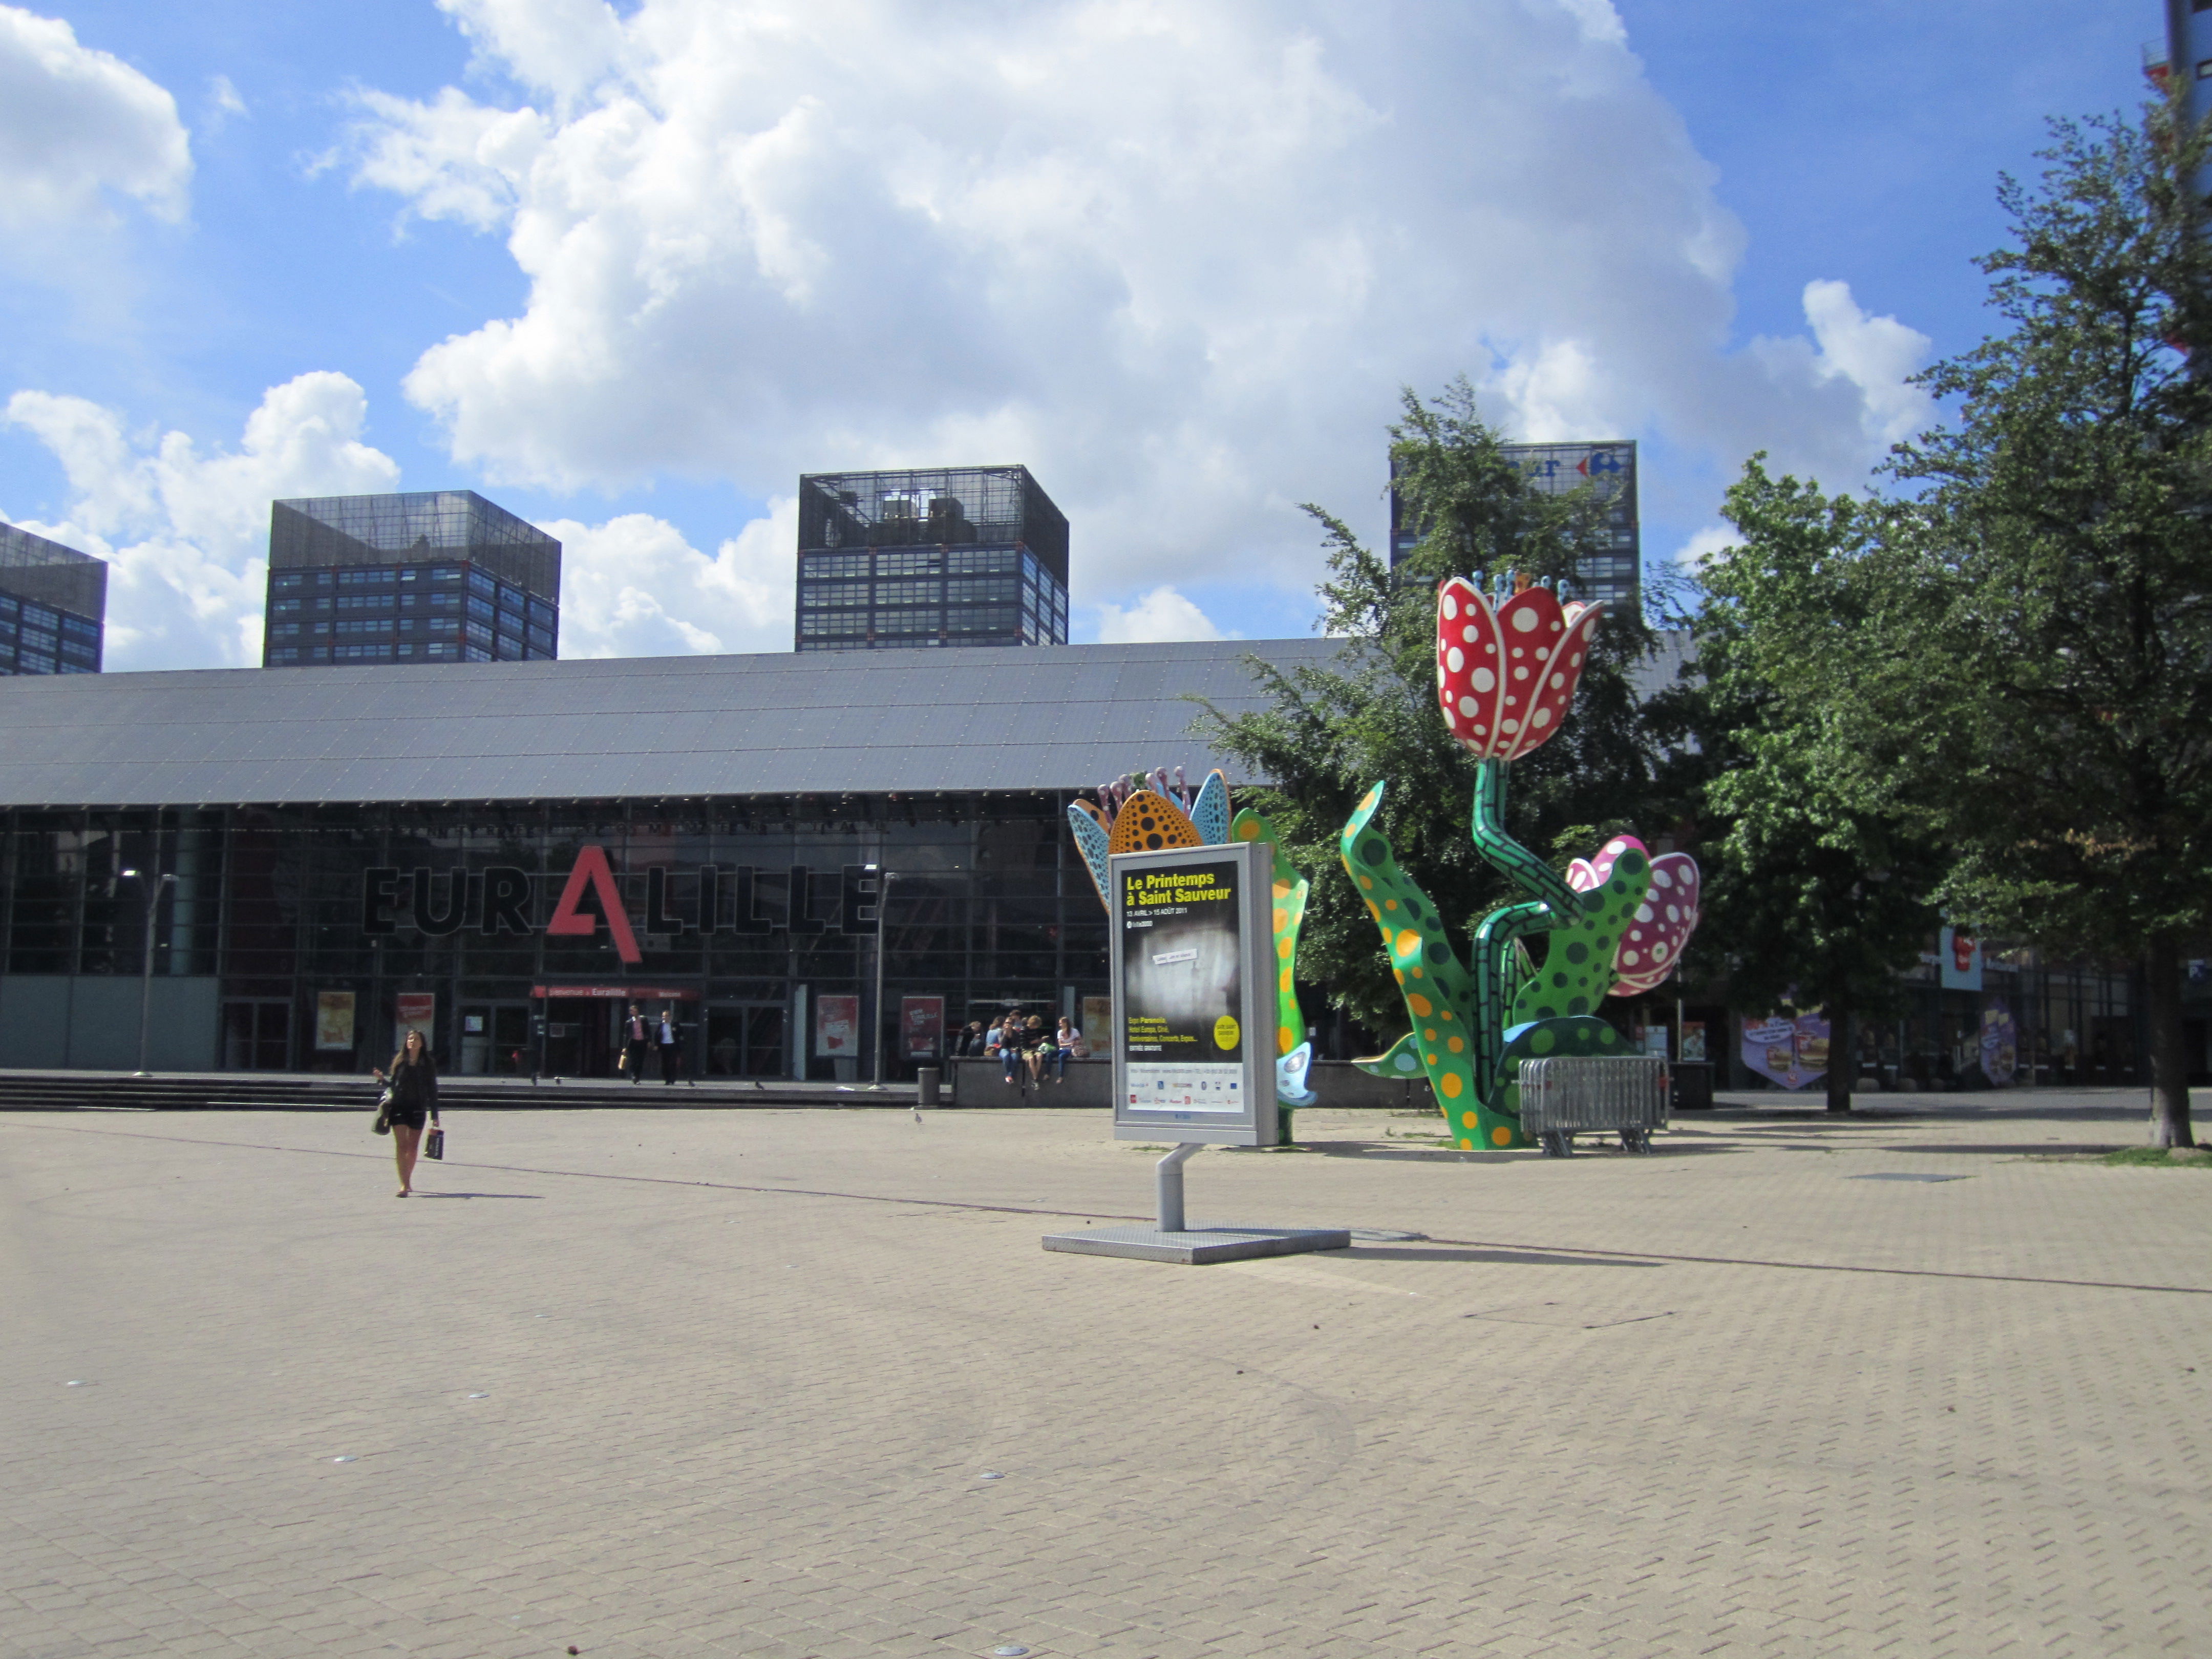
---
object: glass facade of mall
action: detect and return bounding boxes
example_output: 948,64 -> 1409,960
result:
0,522 -> 105,676
0,796 -> 1103,1079
795,466 -> 1070,651
263,491 -> 561,666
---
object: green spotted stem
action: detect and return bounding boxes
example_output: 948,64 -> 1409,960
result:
1472,900 -> 1552,1101
1466,760 -> 1579,1104
1469,760 -> 1578,912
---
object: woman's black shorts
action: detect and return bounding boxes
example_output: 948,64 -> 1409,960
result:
388,1104 -> 429,1132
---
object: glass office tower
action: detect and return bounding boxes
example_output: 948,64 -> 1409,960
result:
0,522 -> 106,676
794,466 -> 1070,651
262,491 -> 562,666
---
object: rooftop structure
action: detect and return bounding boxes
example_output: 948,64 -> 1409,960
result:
795,465 -> 1070,652
263,490 -> 561,668
0,637 -> 1329,806
0,521 -> 107,677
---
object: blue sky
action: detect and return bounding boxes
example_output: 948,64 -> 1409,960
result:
0,1 -> 2154,668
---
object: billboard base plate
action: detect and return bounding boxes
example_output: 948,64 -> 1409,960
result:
1041,1222 -> 1351,1265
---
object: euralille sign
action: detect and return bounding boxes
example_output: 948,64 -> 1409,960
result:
359,846 -> 880,966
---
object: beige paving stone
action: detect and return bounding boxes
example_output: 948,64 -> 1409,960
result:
3,1091 -> 2211,1656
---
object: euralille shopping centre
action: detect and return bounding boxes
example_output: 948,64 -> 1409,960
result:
0,643 -> 1329,1079
1,636 -> 2174,1090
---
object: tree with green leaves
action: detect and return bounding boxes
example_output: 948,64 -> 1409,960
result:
1199,378 -> 1670,1044
1673,459 -> 1944,1113
1800,106 -> 2212,1144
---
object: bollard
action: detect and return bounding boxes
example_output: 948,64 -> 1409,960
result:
916,1066 -> 940,1107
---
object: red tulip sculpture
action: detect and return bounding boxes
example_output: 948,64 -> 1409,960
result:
1344,574 -> 1674,1151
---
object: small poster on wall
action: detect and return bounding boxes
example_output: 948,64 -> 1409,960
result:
1740,1012 -> 1829,1090
395,992 -> 435,1043
1080,996 -> 1112,1057
1679,1020 -> 1707,1062
815,993 -> 859,1058
900,995 -> 944,1059
315,991 -> 356,1052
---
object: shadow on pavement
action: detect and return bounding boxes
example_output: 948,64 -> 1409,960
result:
411,1192 -> 545,1200
1330,1245 -> 1662,1268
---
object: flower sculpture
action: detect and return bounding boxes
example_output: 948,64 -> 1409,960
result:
1342,573 -> 1704,1150
1068,767 -> 1317,1120
1574,847 -> 1701,996
1435,576 -> 1606,760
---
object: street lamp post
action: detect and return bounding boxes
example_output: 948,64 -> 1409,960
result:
868,864 -> 895,1088
119,867 -> 177,1076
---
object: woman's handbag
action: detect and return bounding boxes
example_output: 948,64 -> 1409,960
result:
423,1124 -> 445,1161
372,1086 -> 395,1136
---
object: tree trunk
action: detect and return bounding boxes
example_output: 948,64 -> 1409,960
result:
1825,1003 -> 1853,1113
2145,932 -> 2194,1147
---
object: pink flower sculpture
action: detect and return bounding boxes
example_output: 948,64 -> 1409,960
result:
1435,576 -> 1605,761
1568,840 -> 1703,996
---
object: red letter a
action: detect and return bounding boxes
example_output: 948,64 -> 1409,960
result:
546,844 -> 642,964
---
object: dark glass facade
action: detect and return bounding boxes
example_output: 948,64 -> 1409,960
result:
263,492 -> 561,666
0,795 -> 1103,1078
795,466 -> 1070,651
0,523 -> 105,676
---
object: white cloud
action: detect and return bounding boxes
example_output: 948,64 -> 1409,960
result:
1672,524 -> 1734,570
0,6 -> 190,230
1800,278 -> 1936,450
341,0 -> 1937,616
1094,586 -> 1226,645
3,373 -> 401,668
204,73 -> 247,131
543,498 -> 796,658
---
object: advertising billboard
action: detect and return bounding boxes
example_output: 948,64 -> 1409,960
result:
315,991 -> 356,1052
815,993 -> 859,1058
1110,839 -> 1277,1145
900,995 -> 944,1060
1940,926 -> 1983,991
1739,1012 -> 1828,1091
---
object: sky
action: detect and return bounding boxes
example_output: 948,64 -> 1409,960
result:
0,0 -> 2154,671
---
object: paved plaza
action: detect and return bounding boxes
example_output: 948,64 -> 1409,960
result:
5,1089 -> 2211,1658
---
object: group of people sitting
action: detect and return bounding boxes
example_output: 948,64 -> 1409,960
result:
949,1012 -> 1084,1084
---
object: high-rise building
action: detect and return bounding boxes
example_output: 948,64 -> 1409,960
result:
2147,7 -> 2212,213
795,466 -> 1069,652
262,491 -> 561,667
1502,441 -> 1641,613
0,522 -> 106,676
1389,440 -> 1641,614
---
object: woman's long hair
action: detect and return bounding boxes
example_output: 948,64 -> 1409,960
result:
388,1027 -> 437,1076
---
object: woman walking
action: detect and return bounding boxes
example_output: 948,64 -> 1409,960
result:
373,1027 -> 441,1197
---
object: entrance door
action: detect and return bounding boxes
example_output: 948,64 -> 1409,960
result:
459,1003 -> 535,1074
542,998 -> 622,1078
222,1000 -> 292,1070
705,1004 -> 788,1078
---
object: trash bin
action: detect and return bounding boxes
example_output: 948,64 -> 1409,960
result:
916,1066 -> 941,1107
1671,1062 -> 1714,1111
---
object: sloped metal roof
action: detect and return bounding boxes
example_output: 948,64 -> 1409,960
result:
0,640 -> 1344,807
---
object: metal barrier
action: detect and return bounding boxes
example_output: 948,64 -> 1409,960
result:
1516,1055 -> 1670,1157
